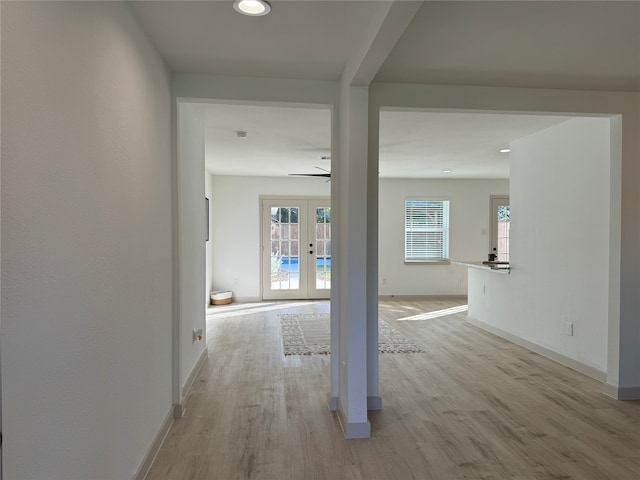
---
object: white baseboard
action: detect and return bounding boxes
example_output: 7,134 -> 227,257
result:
603,383 -> 640,400
617,386 -> 640,400
336,399 -> 371,439
173,403 -> 185,419
174,348 -> 208,418
367,395 -> 382,411
466,316 -> 606,382
232,296 -> 262,304
379,294 -> 467,301
137,348 -> 210,478
330,396 -> 382,416
132,408 -> 173,480
182,348 -> 208,395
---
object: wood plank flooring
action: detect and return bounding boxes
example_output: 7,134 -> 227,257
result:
146,297 -> 640,480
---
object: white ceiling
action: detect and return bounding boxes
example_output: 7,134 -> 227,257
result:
133,1 -> 640,90
378,111 -> 570,179
132,1 -> 639,179
202,103 -> 331,177
131,1 -> 388,80
202,103 -> 570,179
376,1 -> 640,91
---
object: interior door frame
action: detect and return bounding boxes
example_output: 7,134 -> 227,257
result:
260,196 -> 330,300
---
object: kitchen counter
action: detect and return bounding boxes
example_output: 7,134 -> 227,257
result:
453,260 -> 510,274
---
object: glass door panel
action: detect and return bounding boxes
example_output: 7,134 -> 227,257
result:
497,205 -> 510,261
314,206 -> 331,291
269,206 -> 300,291
490,196 -> 510,262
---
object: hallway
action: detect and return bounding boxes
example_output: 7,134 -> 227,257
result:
146,298 -> 640,480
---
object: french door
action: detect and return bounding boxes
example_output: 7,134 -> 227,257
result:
262,198 -> 331,300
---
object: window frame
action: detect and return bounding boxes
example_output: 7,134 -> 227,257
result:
404,198 -> 451,264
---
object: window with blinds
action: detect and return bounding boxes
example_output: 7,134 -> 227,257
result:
405,200 -> 450,261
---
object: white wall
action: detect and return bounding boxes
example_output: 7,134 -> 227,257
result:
379,179 -> 509,295
468,117 -> 610,373
205,171 -> 214,305
1,3 -> 172,479
210,175 -> 507,299
176,103 -> 207,394
210,175 -> 330,301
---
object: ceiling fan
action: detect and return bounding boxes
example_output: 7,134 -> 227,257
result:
289,166 -> 331,180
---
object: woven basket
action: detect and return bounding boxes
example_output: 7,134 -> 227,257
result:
210,291 -> 232,305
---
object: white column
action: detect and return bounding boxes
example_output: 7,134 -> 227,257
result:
366,105 -> 381,410
329,105 -> 341,411
605,108 -> 640,400
334,82 -> 371,438
329,0 -> 422,434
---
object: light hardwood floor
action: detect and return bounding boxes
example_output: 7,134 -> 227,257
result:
146,297 -> 640,480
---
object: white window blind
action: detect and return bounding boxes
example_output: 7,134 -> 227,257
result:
405,200 -> 450,261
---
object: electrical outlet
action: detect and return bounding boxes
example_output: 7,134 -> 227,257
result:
565,321 -> 574,336
193,328 -> 203,343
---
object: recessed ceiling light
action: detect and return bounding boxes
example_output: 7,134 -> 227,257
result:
500,148 -> 511,153
442,169 -> 452,174
233,0 -> 271,16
